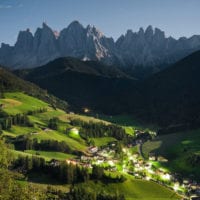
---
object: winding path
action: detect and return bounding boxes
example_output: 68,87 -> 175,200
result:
138,143 -> 145,159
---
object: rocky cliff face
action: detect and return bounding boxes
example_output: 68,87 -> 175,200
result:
32,23 -> 59,65
58,21 -> 118,65
116,26 -> 200,67
1,21 -> 200,69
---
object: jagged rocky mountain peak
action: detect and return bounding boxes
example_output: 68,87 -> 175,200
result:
138,27 -> 145,35
16,29 -> 33,39
0,42 -> 11,50
86,25 -> 104,38
41,22 -> 55,33
1,43 -> 10,48
125,29 -> 135,37
68,20 -> 83,27
145,25 -> 154,35
154,28 -> 165,37
1,21 -> 200,69
14,28 -> 34,53
67,20 -> 85,31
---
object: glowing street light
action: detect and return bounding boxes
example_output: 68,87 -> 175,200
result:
83,108 -> 90,113
145,176 -> 151,181
122,148 -> 127,153
161,173 -> 171,180
108,160 -> 114,166
147,169 -> 154,174
173,183 -> 179,191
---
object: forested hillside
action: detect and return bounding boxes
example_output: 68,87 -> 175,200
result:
0,66 -> 68,111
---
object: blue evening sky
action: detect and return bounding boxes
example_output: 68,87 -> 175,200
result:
0,0 -> 200,45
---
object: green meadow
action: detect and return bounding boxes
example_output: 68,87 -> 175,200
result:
142,129 -> 200,178
0,92 -> 182,198
0,92 -> 48,115
92,137 -> 117,147
25,150 -> 75,161
78,178 -> 180,200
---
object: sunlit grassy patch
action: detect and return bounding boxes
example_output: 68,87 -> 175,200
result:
92,137 -> 117,147
25,150 -> 75,161
78,178 -> 180,200
0,92 -> 48,115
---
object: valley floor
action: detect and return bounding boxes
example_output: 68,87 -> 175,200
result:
0,92 -> 196,199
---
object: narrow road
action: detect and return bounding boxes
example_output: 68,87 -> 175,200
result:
138,143 -> 145,159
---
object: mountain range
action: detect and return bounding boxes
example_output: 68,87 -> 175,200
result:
15,50 -> 200,128
0,66 -> 68,110
139,50 -> 200,127
1,21 -> 200,73
14,57 -> 138,114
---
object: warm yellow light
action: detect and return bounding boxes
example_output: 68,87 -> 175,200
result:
122,148 -> 127,153
108,160 -> 114,166
145,176 -> 150,181
161,173 -> 171,180
84,108 -> 89,113
147,169 -> 154,174
173,183 -> 179,191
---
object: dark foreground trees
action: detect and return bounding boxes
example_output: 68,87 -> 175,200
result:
0,140 -> 45,200
66,185 -> 125,200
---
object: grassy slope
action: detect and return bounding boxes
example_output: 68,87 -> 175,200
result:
11,149 -> 75,162
1,93 -> 131,153
59,113 -> 110,124
33,130 -> 86,151
92,137 -> 117,147
78,179 -> 180,200
142,129 -> 200,178
19,180 -> 69,193
0,92 -> 181,198
19,178 -> 180,200
25,150 -> 75,161
1,92 -> 87,151
0,92 -> 48,115
98,114 -> 157,132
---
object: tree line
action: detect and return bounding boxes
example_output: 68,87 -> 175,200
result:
66,185 -> 125,200
0,139 -> 46,200
0,138 -> 126,199
13,155 -> 125,185
12,136 -> 73,154
69,119 -> 134,143
0,107 -> 47,132
0,113 -> 32,131
13,155 -> 89,184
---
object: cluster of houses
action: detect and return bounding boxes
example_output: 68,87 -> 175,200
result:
127,130 -> 153,148
116,143 -> 200,199
50,125 -> 200,199
65,142 -> 119,172
88,146 -> 98,154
